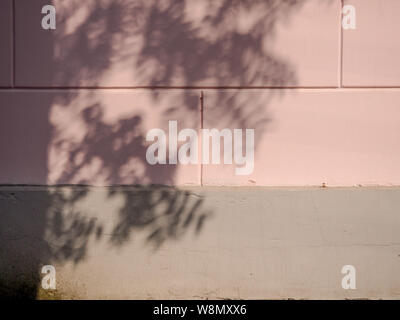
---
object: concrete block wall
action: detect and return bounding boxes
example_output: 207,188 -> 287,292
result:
1,0 -> 400,186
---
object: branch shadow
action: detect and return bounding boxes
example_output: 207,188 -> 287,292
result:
0,0 -> 335,298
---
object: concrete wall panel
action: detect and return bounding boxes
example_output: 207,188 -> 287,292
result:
15,0 -> 340,87
202,89 -> 400,186
342,0 -> 400,86
0,0 -> 13,87
0,90 -> 201,185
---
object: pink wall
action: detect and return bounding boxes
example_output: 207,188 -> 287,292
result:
1,0 -> 400,186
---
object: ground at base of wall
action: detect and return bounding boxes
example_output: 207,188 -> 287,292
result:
1,186 -> 399,300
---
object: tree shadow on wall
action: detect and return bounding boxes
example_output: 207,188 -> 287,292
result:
0,0 -> 334,298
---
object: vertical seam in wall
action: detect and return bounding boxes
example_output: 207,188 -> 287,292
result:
339,0 -> 344,88
199,91 -> 204,186
12,0 -> 15,88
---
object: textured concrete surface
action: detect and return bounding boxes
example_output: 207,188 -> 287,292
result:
1,186 -> 399,299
